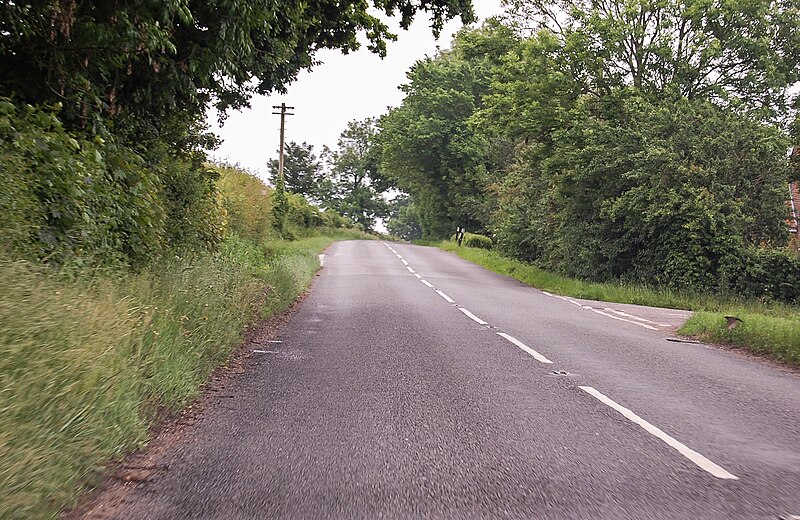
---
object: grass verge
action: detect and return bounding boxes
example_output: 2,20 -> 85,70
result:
430,241 -> 800,367
0,229 -> 371,519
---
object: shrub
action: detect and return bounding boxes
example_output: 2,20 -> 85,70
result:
462,232 -> 493,249
215,164 -> 274,242
722,247 -> 800,304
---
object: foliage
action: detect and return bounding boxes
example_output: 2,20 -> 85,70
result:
216,164 -> 273,241
216,163 -> 352,242
0,99 -> 230,266
0,0 -> 473,267
386,194 -> 423,240
502,0 -> 800,118
722,246 -> 800,303
268,141 -> 327,203
379,20 -> 519,238
0,0 -> 474,133
379,12 -> 799,297
495,94 -> 790,292
461,232 -> 493,249
323,119 -> 390,232
0,100 -> 165,265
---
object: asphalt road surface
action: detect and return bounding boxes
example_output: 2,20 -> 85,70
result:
104,241 -> 800,519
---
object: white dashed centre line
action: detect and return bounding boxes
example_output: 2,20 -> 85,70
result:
459,308 -> 489,326
414,273 -> 423,279
496,332 -> 553,364
420,279 -> 435,288
543,291 -> 663,329
435,290 -> 455,303
401,259 -> 409,266
579,386 -> 739,480
406,266 -> 416,274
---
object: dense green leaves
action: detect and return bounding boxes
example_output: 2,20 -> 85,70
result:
502,0 -> 800,117
380,21 -> 518,237
1,0 -> 474,130
1,0 -> 473,265
377,11 -> 799,300
323,119 -> 389,232
0,101 -> 167,264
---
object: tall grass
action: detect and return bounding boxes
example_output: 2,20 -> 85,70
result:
433,241 -> 800,366
0,230 -> 371,519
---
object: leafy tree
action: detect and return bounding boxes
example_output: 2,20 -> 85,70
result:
386,195 -> 423,240
502,0 -> 800,117
324,119 -> 388,232
268,141 -> 325,203
493,94 -> 790,290
0,0 -> 475,131
379,20 -> 518,238
0,0 -> 474,264
377,14 -> 797,297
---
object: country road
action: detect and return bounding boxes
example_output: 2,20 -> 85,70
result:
93,240 -> 800,519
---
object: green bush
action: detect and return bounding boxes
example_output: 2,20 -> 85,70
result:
494,96 -> 790,293
216,164 -> 274,242
0,100 -> 165,264
0,100 -> 229,266
462,232 -> 493,249
721,247 -> 800,304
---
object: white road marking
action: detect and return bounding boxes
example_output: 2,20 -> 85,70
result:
550,293 -> 583,307
414,273 -> 422,279
266,340 -> 283,343
496,332 -> 553,364
420,279 -> 435,288
579,386 -> 739,480
401,259 -> 409,266
252,350 -> 278,354
406,266 -> 416,273
459,308 -> 489,326
584,307 -> 659,330
542,290 -> 670,330
435,290 -> 455,303
318,254 -> 325,267
396,254 -> 403,259
605,308 -> 670,327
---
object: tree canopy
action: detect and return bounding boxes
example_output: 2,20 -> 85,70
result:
0,0 -> 474,264
1,0 -> 475,131
377,8 -> 800,300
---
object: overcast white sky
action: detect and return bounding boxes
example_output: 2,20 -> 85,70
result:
206,0 -> 504,182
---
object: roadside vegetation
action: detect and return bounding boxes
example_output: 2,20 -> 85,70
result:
1,161 -> 370,519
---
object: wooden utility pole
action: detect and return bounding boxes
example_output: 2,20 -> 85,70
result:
272,103 -> 294,235
272,103 -> 294,186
